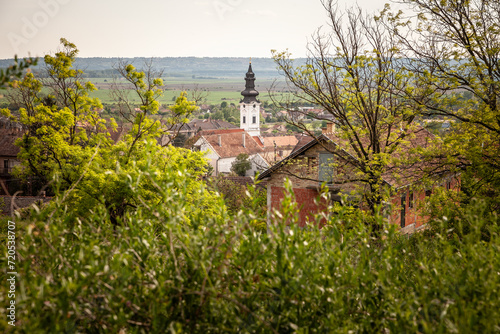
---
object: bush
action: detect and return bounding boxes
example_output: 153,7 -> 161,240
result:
0,170 -> 499,333
230,153 -> 252,177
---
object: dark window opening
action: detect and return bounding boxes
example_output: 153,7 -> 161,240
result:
253,104 -> 256,108
446,181 -> 451,190
400,193 -> 406,228
252,116 -> 256,124
409,192 -> 414,209
243,116 -> 246,124
425,189 -> 432,197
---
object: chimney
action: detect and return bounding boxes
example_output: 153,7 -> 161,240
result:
322,122 -> 336,134
218,134 -> 222,147
242,133 -> 246,148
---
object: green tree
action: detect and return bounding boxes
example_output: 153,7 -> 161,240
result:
272,1 -> 432,219
386,0 -> 500,212
1,38 -> 111,191
111,60 -> 197,148
0,55 -> 37,89
231,153 -> 252,176
1,39 -> 209,225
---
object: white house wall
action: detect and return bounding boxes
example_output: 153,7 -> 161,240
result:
218,157 -> 237,174
194,138 -> 220,174
213,154 -> 269,176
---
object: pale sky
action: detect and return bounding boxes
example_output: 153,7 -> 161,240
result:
0,0 -> 393,59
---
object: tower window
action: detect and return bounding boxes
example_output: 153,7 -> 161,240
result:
252,116 -> 256,124
243,116 -> 246,124
243,104 -> 246,108
253,104 -> 256,108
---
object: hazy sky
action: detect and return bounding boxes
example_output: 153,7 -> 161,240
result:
0,0 -> 393,59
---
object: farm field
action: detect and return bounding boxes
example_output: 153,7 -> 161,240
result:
0,76 -> 291,107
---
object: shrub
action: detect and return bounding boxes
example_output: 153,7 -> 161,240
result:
0,170 -> 499,333
230,154 -> 251,177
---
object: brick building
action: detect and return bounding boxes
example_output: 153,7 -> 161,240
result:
0,126 -> 22,196
257,123 -> 459,232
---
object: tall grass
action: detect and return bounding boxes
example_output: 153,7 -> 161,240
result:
0,164 -> 499,333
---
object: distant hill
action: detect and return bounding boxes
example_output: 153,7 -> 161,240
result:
0,57 -> 308,79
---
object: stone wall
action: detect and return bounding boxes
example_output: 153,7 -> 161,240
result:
0,196 -> 52,216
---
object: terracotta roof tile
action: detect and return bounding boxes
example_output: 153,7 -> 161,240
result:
292,135 -> 315,153
200,129 -> 264,158
262,135 -> 298,148
186,119 -> 238,131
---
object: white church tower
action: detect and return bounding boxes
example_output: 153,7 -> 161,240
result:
240,62 -> 261,137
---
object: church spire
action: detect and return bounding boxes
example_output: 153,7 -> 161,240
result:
241,61 -> 259,103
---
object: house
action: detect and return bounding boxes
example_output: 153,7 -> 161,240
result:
160,119 -> 239,146
259,135 -> 299,164
257,123 -> 459,233
178,119 -> 238,138
262,124 -> 288,135
0,120 -> 23,195
193,129 -> 269,176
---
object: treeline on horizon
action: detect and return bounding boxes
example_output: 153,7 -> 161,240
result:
0,57 -> 307,79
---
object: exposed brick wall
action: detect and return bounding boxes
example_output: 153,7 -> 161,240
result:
390,176 -> 461,233
266,142 -> 364,227
0,196 -> 51,216
270,186 -> 328,227
390,189 -> 428,231
265,141 -> 461,233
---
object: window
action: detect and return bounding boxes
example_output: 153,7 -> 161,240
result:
318,153 -> 334,184
425,189 -> 432,197
252,116 -> 256,124
446,181 -> 451,190
243,116 -> 246,124
400,193 -> 406,228
3,160 -> 8,168
409,191 -> 414,209
253,104 -> 256,108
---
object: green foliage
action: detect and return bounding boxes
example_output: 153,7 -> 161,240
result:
1,39 -> 110,191
0,55 -> 37,89
272,5 -> 432,216
61,140 -> 223,226
230,153 -> 252,176
1,39 -> 206,227
1,173 -> 500,332
384,0 -> 500,212
211,176 -> 267,230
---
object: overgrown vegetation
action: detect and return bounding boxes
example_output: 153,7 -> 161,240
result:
1,175 -> 499,332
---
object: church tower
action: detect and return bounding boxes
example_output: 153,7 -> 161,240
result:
240,62 -> 261,137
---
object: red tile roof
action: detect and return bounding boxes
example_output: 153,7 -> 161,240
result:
262,135 -> 298,148
200,129 -> 265,159
185,119 -> 238,131
292,135 -> 315,154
